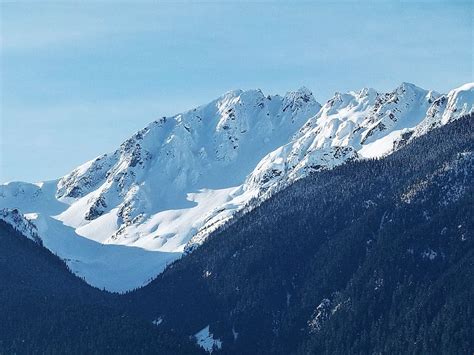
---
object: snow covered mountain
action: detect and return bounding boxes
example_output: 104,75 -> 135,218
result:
243,82 -> 439,194
56,88 -> 319,248
187,82 -> 473,249
0,88 -> 320,291
1,83 -> 472,292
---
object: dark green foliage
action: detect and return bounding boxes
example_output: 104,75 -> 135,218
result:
0,221 -> 201,354
124,114 -> 473,354
1,114 -> 473,354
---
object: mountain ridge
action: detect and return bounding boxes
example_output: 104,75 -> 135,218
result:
123,113 -> 473,354
1,82 -> 472,291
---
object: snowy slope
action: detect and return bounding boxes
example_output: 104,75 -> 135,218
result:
0,181 -> 181,291
194,325 -> 223,353
55,88 -> 319,247
0,208 -> 41,244
244,83 -> 438,194
186,82 -> 473,249
243,82 -> 473,195
412,82 -> 474,138
1,88 -> 320,291
1,83 -> 472,291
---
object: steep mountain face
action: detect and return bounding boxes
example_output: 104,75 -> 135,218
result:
413,82 -> 474,137
0,88 -> 320,291
0,83 -> 472,291
244,83 -> 442,195
55,88 -> 320,249
187,82 -> 472,249
124,115 -> 473,354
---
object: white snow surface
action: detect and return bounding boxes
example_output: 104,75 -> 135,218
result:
0,208 -> 41,243
152,317 -> 163,326
194,325 -> 222,353
1,83 -> 472,291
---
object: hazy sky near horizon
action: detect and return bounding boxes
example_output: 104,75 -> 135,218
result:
1,1 -> 472,183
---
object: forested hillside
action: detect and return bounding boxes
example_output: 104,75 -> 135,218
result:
1,114 -> 472,354
0,220 -> 201,354
124,113 -> 473,354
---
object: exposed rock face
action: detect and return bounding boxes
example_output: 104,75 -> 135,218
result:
1,83 -> 472,291
52,88 -> 322,249
0,208 -> 42,244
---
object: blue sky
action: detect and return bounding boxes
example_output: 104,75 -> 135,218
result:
1,1 -> 472,183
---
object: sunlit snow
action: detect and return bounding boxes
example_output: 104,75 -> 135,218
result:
1,83 -> 472,292
194,325 -> 222,353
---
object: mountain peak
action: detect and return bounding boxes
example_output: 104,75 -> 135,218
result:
396,82 -> 426,94
357,87 -> 378,98
449,82 -> 474,97
2,83 -> 472,292
221,88 -> 245,97
295,86 -> 312,95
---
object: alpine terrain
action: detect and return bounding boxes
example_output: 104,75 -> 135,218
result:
1,82 -> 473,293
